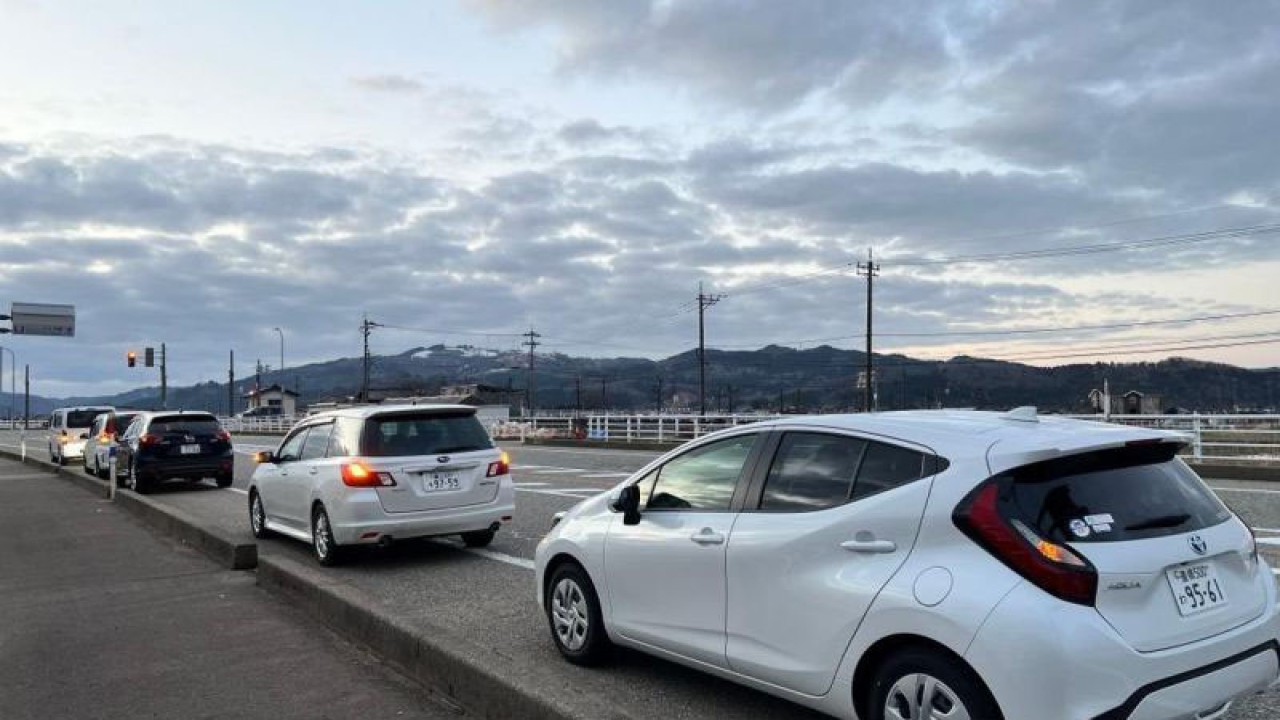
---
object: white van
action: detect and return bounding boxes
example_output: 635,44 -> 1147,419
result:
48,406 -> 114,465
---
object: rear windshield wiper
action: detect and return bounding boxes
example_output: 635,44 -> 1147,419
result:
1124,513 -> 1192,532
431,445 -> 488,455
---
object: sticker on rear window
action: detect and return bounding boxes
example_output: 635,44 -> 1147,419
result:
1068,519 -> 1091,538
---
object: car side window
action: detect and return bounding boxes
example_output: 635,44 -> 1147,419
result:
90,416 -> 103,437
300,423 -> 334,461
852,441 -> 926,501
277,428 -> 310,463
759,432 -> 868,512
327,418 -> 361,458
646,434 -> 757,511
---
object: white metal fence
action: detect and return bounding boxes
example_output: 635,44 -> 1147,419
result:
491,413 -> 1280,466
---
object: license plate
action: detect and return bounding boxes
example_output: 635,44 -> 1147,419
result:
180,444 -> 201,455
1167,562 -> 1228,617
422,473 -> 461,492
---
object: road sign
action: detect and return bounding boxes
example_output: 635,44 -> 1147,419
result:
9,303 -> 75,337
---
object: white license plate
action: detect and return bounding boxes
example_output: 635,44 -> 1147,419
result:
180,444 -> 201,455
422,473 -> 461,492
1167,562 -> 1228,617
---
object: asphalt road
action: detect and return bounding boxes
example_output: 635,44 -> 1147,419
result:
3,428 -> 1279,719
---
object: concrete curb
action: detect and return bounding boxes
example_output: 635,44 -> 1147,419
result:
0,447 -> 256,570
256,554 -> 632,720
113,491 -> 257,570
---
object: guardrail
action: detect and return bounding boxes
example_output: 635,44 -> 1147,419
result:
218,416 -> 296,434
492,412 -> 1280,466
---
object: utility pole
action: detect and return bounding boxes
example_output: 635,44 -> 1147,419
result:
727,384 -> 735,415
160,343 -> 168,409
522,329 -> 541,417
575,375 -> 582,415
23,364 -> 29,430
856,248 -> 880,413
696,282 -> 725,417
600,376 -> 609,411
361,314 -> 382,402
228,350 -> 235,416
655,374 -> 664,413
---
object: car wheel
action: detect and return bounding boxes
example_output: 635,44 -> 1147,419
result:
83,457 -> 93,474
545,562 -> 610,666
461,528 -> 496,548
130,462 -> 152,495
215,472 -> 233,489
248,491 -> 274,539
311,505 -> 342,566
868,647 -> 1002,720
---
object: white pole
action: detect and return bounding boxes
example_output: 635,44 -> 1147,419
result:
108,446 -> 117,500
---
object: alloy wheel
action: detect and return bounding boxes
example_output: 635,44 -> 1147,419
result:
550,578 -> 590,652
313,510 -> 332,560
885,673 -> 970,720
250,494 -> 265,535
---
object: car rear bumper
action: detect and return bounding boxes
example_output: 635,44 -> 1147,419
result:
327,482 -> 516,545
58,440 -> 87,458
136,453 -> 234,479
965,571 -> 1280,720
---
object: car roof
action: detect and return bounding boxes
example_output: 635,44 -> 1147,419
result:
304,403 -> 477,422
750,409 -> 1184,471
138,410 -> 218,419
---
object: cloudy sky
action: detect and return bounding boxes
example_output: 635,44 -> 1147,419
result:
2,0 -> 1278,398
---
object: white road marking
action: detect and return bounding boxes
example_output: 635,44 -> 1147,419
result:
508,445 -> 662,459
1273,568 -> 1280,577
1209,486 -> 1280,496
581,472 -> 631,478
514,482 -> 551,487
516,487 -> 597,499
512,464 -> 553,470
228,487 -> 247,495
430,539 -> 534,570
531,469 -> 587,475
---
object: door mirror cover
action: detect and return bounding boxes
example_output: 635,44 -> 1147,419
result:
253,450 -> 275,465
614,483 -> 642,526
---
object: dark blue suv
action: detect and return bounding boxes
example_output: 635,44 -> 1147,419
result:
117,411 -> 235,493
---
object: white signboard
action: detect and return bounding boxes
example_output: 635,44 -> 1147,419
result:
10,302 -> 76,337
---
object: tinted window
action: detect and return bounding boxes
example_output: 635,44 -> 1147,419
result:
853,442 -> 925,501
327,417 -> 361,457
1003,446 -> 1231,544
760,433 -> 867,512
111,413 -> 141,435
300,423 -> 334,461
277,428 -> 309,462
647,434 -> 756,511
362,412 -> 493,457
67,410 -> 109,428
148,415 -> 221,435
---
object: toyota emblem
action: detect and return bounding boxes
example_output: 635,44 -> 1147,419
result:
1189,535 -> 1208,556
437,455 -> 450,464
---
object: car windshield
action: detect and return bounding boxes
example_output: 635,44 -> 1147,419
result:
67,409 -> 110,428
149,416 -> 222,435
362,412 -> 493,457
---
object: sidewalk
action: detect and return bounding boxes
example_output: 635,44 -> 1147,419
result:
0,458 -> 460,720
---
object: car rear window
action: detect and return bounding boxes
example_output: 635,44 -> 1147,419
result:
149,415 -> 222,435
361,412 -> 493,457
67,410 -> 110,428
111,413 -> 140,434
1001,444 -> 1231,544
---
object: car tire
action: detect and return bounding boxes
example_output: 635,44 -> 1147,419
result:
311,505 -> 343,566
130,462 -> 153,495
215,472 -> 233,489
545,562 -> 610,666
248,490 -> 274,539
82,458 -> 93,475
867,646 -> 1002,720
461,528 -> 496,548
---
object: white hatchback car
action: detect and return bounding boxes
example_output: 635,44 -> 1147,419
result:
248,405 -> 515,565
535,410 -> 1280,720
48,405 -> 114,465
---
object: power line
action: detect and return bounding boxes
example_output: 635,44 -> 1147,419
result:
856,249 -> 879,412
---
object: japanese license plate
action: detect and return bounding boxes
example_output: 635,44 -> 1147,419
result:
180,444 -> 201,455
1167,562 -> 1228,617
422,473 -> 461,492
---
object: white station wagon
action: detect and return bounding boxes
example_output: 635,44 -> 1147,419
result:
535,409 -> 1280,720
248,405 -> 514,565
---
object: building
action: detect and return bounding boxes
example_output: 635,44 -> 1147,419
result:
243,384 -> 300,416
1087,388 -> 1166,415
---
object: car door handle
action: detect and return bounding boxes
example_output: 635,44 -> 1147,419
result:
690,529 -> 725,545
841,539 -> 897,554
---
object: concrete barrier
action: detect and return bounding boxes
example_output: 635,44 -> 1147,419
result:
256,554 -> 632,720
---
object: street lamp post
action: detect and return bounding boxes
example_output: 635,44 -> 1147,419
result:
273,327 -> 285,385
0,346 -> 13,426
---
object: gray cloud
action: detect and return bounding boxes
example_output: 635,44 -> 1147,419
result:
349,74 -> 428,94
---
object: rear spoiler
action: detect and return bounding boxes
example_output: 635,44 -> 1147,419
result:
986,432 -> 1190,477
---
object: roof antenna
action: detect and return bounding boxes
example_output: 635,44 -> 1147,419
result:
1002,406 -> 1039,423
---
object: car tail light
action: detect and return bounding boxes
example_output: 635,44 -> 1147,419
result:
98,433 -> 112,443
215,430 -> 231,442
487,451 -> 511,478
139,433 -> 161,446
954,482 -> 1098,606
342,462 -> 396,487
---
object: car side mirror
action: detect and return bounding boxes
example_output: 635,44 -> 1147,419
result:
253,451 -> 275,464
611,484 -> 642,526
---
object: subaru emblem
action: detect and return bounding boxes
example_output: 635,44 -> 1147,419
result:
437,455 -> 450,464
1189,535 -> 1208,556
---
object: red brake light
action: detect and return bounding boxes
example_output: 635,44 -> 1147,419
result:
341,462 -> 396,488
139,433 -> 161,446
215,430 -> 231,442
486,451 -> 511,478
98,433 -> 112,443
954,482 -> 1098,606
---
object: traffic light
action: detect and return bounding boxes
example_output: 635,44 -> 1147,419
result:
145,347 -> 155,367
127,350 -> 137,368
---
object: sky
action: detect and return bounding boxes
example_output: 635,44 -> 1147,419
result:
1,0 -> 1278,397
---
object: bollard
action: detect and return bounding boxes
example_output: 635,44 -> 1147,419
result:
20,432 -> 26,462
108,445 -> 117,500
